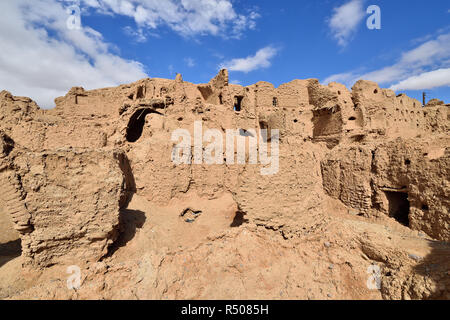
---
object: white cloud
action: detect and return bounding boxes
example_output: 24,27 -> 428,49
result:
220,46 -> 278,73
328,0 -> 365,47
390,68 -> 450,91
81,0 -> 260,39
0,0 -> 147,109
123,26 -> 147,42
184,58 -> 195,68
324,33 -> 450,91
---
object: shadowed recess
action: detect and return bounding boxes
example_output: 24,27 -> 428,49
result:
126,108 -> 163,143
0,239 -> 21,268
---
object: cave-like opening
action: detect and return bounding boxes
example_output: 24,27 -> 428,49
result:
385,191 -> 410,226
126,108 -> 153,143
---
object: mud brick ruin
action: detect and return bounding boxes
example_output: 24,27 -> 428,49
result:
0,70 -> 448,299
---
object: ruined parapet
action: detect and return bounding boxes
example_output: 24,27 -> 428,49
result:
327,82 -> 365,141
0,91 -> 45,151
306,79 -> 428,147
307,79 -> 367,147
425,99 -> 445,107
209,68 -> 229,90
0,90 -> 39,115
2,149 -> 128,267
308,80 -> 345,147
54,87 -> 87,106
351,81 -> 425,139
197,69 -> 230,106
422,104 -> 449,133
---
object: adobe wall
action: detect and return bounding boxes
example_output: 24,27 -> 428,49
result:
0,137 -> 127,267
0,69 -> 448,266
321,137 -> 449,241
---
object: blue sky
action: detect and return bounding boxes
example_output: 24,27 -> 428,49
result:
0,0 -> 449,108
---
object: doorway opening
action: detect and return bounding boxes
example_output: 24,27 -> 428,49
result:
385,191 -> 410,226
234,96 -> 243,112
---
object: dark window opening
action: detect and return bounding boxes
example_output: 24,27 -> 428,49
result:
351,134 -> 365,142
234,96 -> 243,112
374,89 -> 378,94
126,108 -> 157,143
259,121 -> 271,142
219,94 -> 223,105
259,121 -> 268,130
421,204 -> 429,211
230,211 -> 249,227
385,191 -> 410,226
160,87 -> 168,96
273,97 -> 278,107
348,117 -> 356,121
405,159 -> 411,165
136,85 -> 145,99
293,119 -> 298,123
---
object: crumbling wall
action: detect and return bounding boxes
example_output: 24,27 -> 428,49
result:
321,137 -> 450,241
372,138 -> 449,241
0,133 -> 33,264
0,68 -> 448,270
321,145 -> 373,213
0,149 -> 127,267
422,105 -> 449,133
308,80 -> 363,147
